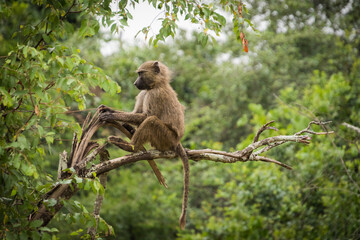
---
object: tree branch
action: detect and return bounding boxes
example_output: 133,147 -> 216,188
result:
342,122 -> 360,134
83,119 -> 333,177
29,106 -> 333,227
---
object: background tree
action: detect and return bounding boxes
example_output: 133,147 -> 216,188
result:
0,0 -> 250,239
1,0 -> 359,239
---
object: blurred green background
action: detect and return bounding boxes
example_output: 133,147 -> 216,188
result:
1,0 -> 359,239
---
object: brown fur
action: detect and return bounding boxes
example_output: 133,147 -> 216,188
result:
131,61 -> 185,151
100,61 -> 189,229
133,61 -> 189,230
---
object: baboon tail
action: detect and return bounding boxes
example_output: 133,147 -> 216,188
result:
176,143 -> 189,230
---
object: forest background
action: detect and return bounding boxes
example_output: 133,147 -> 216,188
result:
0,0 -> 359,239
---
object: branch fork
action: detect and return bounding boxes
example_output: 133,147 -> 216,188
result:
29,105 -> 333,229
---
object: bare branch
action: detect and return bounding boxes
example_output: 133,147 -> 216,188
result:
75,143 -> 108,173
79,112 -> 333,176
29,105 -> 333,227
295,121 -> 333,136
342,122 -> 360,134
253,156 -> 292,170
253,120 -> 278,143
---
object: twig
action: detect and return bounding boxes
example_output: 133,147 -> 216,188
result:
295,121 -> 333,136
75,143 -> 108,173
253,120 -> 278,143
253,156 -> 292,170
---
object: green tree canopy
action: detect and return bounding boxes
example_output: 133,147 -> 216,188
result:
1,0 -> 359,239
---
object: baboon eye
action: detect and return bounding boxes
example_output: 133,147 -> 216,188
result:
137,71 -> 144,76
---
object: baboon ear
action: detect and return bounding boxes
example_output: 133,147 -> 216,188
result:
153,61 -> 160,73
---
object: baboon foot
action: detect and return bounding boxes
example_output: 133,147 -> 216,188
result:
108,136 -> 134,152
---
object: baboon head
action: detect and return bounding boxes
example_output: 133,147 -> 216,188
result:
134,61 -> 171,90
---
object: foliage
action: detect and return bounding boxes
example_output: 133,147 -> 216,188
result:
0,0 -> 119,238
179,67 -> 360,239
0,0 -> 252,239
1,0 -> 359,239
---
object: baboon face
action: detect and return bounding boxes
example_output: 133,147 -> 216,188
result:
134,61 -> 161,90
134,71 -> 153,90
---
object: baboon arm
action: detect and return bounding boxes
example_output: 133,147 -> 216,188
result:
113,111 -> 147,125
100,111 -> 147,126
133,90 -> 146,114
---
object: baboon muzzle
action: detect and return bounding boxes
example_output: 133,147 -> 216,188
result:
134,79 -> 146,90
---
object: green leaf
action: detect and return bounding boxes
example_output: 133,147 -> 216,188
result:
30,220 -> 43,228
74,176 -> 83,184
198,32 -> 208,46
120,18 -> 128,27
119,0 -> 128,9
10,188 -> 17,196
42,34 -> 51,44
39,227 -> 59,233
45,198 -> 57,207
21,163 -> 37,177
110,23 -> 116,33
37,125 -> 45,137
23,46 -> 29,58
78,101 -> 86,110
65,57 -> 74,71
0,87 -> 14,107
243,5 -> 249,14
84,180 -> 91,191
12,156 -> 21,169
45,135 -> 54,145
56,56 -> 64,67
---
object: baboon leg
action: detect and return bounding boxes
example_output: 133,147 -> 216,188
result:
176,144 -> 189,230
108,135 -> 168,188
131,116 -> 178,152
147,159 -> 168,188
105,114 -> 168,188
130,116 -> 177,189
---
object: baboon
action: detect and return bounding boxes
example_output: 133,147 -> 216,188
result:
100,61 -> 189,230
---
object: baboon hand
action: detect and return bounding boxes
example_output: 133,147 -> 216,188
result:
98,104 -> 114,114
99,111 -> 116,122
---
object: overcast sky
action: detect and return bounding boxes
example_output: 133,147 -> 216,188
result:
100,2 -> 198,56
